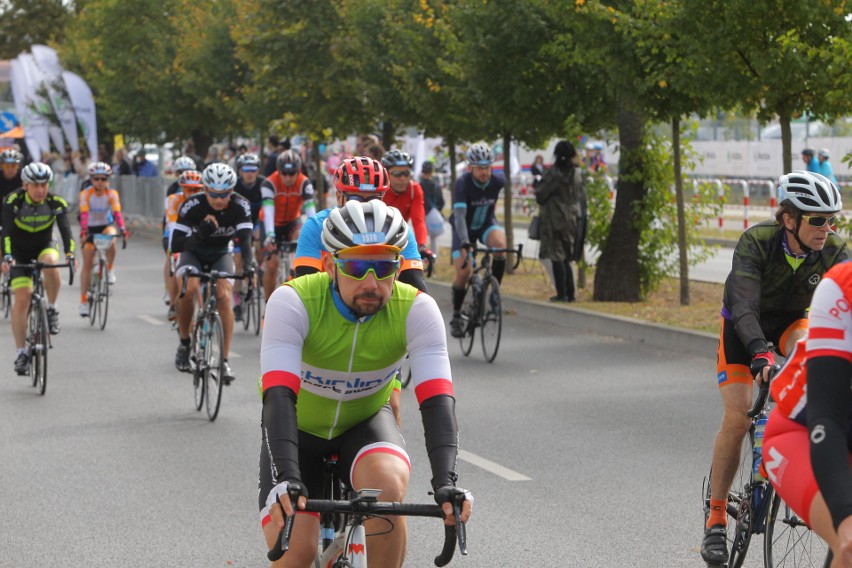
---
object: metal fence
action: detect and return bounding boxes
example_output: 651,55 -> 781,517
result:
54,174 -> 169,220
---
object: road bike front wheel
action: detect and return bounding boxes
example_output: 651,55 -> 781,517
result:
400,354 -> 412,389
1,277 -> 10,319
458,278 -> 477,356
727,429 -> 758,568
204,314 -> 225,421
191,319 -> 205,411
88,274 -> 99,327
252,285 -> 263,336
98,263 -> 110,330
764,492 -> 828,568
29,299 -> 49,395
480,275 -> 502,363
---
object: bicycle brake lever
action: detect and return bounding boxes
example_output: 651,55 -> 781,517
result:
453,498 -> 467,555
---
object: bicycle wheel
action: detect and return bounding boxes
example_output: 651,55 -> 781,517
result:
458,277 -> 477,356
400,354 -> 412,389
190,320 -> 205,411
1,277 -> 10,319
204,314 -> 225,421
241,288 -> 252,331
727,430 -> 757,568
480,275 -> 502,363
252,284 -> 263,336
88,270 -> 99,327
764,491 -> 828,568
98,263 -> 110,330
31,299 -> 49,395
704,430 -> 754,568
27,300 -> 40,387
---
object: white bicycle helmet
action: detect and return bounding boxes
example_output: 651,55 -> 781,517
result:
88,161 -> 112,176
21,162 -> 53,184
777,170 -> 842,213
322,200 -> 409,254
466,143 -> 493,166
237,153 -> 260,170
201,163 -> 237,192
173,156 -> 197,173
277,149 -> 302,175
0,148 -> 23,164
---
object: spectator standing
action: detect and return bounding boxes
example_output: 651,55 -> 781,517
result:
132,152 -> 158,177
183,142 -> 202,170
263,135 -> 290,177
801,148 -> 820,173
530,154 -> 545,188
420,161 -> 445,252
534,140 -> 585,303
112,147 -> 132,176
817,148 -> 837,183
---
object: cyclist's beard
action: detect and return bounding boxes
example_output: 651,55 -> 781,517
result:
350,291 -> 387,317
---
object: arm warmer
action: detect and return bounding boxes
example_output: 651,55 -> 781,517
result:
399,267 -> 428,293
261,386 -> 302,485
170,228 -> 188,253
56,211 -> 75,255
420,394 -> 459,491
452,206 -> 469,243
113,210 -> 126,231
237,226 -> 254,267
79,210 -> 89,234
262,201 -> 275,237
807,356 -> 852,529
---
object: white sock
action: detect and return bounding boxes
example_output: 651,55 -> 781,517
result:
16,348 -> 25,357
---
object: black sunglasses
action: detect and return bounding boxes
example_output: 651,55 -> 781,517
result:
91,176 -> 109,182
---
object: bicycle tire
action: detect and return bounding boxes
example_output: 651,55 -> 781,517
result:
479,275 -> 502,363
764,491 -> 828,568
727,428 -> 757,568
704,430 -> 754,567
459,277 -> 477,356
88,269 -> 99,326
27,300 -> 40,388
1,276 -> 10,319
400,355 -> 412,389
241,288 -> 252,331
191,318 -> 205,411
252,284 -> 263,336
98,265 -> 110,330
33,299 -> 49,395
205,314 -> 225,421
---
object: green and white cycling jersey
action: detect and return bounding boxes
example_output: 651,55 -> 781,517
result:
260,272 -> 454,439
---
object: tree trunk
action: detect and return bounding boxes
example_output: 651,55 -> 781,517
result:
448,138 -> 457,190
382,121 -> 394,150
192,131 -> 213,165
593,92 -> 645,302
673,116 -> 690,305
780,109 -> 792,174
313,137 -> 325,209
503,132 -> 515,273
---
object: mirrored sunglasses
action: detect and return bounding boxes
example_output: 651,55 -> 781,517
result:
334,258 -> 400,280
390,170 -> 411,178
801,214 -> 837,227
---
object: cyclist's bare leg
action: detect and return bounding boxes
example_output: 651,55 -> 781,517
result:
102,226 -> 118,268
351,452 -> 410,567
217,281 -> 234,358
80,244 -> 95,302
39,251 -> 61,305
485,229 -> 507,255
11,287 -> 31,348
708,381 -> 753,515
452,249 -> 472,289
264,253 -> 280,301
803,492 -> 844,566
262,513 -> 319,568
176,277 -> 200,340
166,260 -> 179,307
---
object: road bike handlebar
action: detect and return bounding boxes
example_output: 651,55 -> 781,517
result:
178,270 -> 252,299
746,358 -> 783,418
13,261 -> 75,287
460,243 -> 523,271
88,231 -> 128,250
267,496 -> 466,566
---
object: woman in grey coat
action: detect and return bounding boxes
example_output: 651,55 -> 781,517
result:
534,140 -> 586,302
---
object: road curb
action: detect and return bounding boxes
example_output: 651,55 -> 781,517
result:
427,280 -> 717,359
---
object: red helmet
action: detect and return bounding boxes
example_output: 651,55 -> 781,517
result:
333,157 -> 389,195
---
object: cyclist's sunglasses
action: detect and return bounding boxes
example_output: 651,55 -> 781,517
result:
801,214 -> 837,227
344,193 -> 383,203
206,190 -> 233,200
91,176 -> 109,182
334,258 -> 400,280
390,170 -> 411,178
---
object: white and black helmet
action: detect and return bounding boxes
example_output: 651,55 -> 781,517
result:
21,162 -> 53,184
277,149 -> 302,174
88,161 -> 112,176
173,156 -> 197,173
777,170 -> 842,213
201,163 -> 237,192
466,143 -> 493,166
0,148 -> 23,164
322,200 -> 409,254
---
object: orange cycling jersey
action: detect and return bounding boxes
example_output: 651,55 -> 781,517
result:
261,171 -> 314,226
79,187 -> 124,232
164,193 -> 188,228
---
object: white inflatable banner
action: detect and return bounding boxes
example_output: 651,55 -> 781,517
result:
62,71 -> 98,162
31,44 -> 79,153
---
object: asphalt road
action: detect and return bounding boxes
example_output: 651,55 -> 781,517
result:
0,231 -> 760,567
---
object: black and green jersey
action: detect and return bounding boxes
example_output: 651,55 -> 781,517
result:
1,189 -> 75,257
722,220 -> 848,354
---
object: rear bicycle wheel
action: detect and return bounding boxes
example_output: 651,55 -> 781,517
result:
241,288 -> 252,331
98,264 -> 110,330
764,491 -> 828,568
458,278 -> 477,356
191,320 -> 205,411
205,314 -> 225,421
252,282 -> 263,336
480,275 -> 502,363
727,429 -> 757,568
400,354 -> 412,388
1,276 -> 10,319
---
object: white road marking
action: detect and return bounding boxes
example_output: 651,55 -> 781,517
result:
138,315 -> 164,326
458,449 -> 531,481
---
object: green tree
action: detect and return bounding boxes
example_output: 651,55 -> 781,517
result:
0,0 -> 74,59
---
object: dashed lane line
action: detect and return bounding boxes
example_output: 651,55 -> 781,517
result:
458,449 -> 531,481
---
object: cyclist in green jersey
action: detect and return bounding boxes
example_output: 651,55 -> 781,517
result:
259,200 -> 472,567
